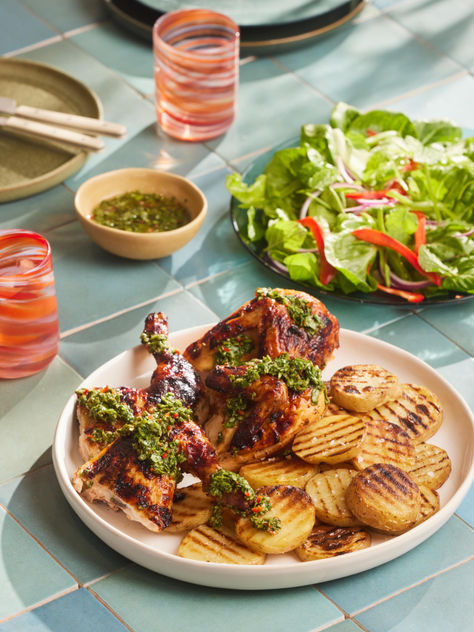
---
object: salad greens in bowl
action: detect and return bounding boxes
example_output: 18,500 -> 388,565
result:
227,102 -> 474,304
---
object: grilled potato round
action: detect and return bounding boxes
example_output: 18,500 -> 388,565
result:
305,469 -> 361,527
352,418 -> 414,472
330,365 -> 402,413
360,383 -> 443,444
292,414 -> 366,464
415,485 -> 440,526
178,525 -> 265,564
319,461 -> 355,472
346,463 -> 421,534
296,525 -> 371,561
239,456 -> 318,490
408,442 -> 452,490
235,485 -> 316,555
166,483 -> 212,533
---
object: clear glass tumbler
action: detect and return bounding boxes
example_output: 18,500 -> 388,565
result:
0,230 -> 60,379
153,9 -> 240,141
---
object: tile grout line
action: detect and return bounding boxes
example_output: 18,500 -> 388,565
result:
370,69 -> 469,110
59,286 -> 184,339
87,585 -> 136,632
414,310 -> 473,357
348,555 -> 474,618
0,586 -> 79,626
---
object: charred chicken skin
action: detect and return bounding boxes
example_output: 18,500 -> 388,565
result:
204,356 -> 327,470
184,288 -> 340,377
73,314 -> 280,534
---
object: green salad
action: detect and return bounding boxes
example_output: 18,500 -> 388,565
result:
227,103 -> 474,302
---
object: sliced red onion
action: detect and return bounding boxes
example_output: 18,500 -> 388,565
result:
299,189 -> 321,219
378,261 -> 432,291
297,248 -> 318,253
336,156 -> 354,183
389,270 -> 433,290
454,228 -> 474,238
266,254 -> 289,275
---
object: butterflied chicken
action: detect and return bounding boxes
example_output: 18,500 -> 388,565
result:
184,288 -> 340,376
204,354 -> 327,470
73,314 -> 280,534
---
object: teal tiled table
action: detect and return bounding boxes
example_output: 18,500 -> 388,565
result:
1,1 -> 473,630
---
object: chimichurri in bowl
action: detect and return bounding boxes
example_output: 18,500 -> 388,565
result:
91,190 -> 192,233
74,168 -> 207,259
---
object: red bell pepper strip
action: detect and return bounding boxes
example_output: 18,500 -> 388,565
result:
376,283 -> 425,303
412,211 -> 426,255
351,227 -> 441,286
298,217 -> 337,285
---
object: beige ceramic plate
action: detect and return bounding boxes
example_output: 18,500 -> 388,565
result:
53,324 -> 474,590
0,58 -> 102,203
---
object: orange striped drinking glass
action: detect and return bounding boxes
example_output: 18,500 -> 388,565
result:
153,9 -> 240,141
0,230 -> 60,378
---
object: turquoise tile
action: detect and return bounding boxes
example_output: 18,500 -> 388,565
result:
20,0 -> 108,33
388,0 -> 474,71
188,260 -> 407,332
93,565 -> 344,632
274,14 -> 461,108
68,122 -> 225,191
0,466 -> 127,585
0,357 -> 81,483
0,185 -> 74,233
19,40 -> 157,186
70,21 -> 154,95
0,507 -> 75,621
47,221 -> 180,333
356,560 -> 474,632
206,58 -> 333,166
323,621 -> 363,632
417,301 -> 474,357
158,167 -> 251,285
436,358 -> 474,411
59,290 -> 218,377
0,588 -> 128,632
389,72 -> 474,136
368,313 -> 467,368
0,0 -> 57,55
456,481 -> 474,527
318,516 -> 474,614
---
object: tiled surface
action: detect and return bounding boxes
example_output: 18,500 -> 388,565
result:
0,0 -> 472,630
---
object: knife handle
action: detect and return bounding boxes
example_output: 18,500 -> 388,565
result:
16,104 -> 126,138
5,116 -> 104,151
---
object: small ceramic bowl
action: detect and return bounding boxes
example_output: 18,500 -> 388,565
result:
74,168 -> 207,259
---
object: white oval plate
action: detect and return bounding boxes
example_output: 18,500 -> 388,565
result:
53,324 -> 474,590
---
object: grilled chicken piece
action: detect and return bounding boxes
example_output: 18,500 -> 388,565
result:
142,312 -> 209,424
73,314 -> 268,532
184,288 -> 339,376
77,387 -> 155,461
74,435 -> 176,532
204,361 -> 327,471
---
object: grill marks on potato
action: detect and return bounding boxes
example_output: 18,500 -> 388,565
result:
416,485 -> 440,526
296,525 -> 371,561
235,485 -> 316,554
408,443 -> 452,489
330,365 -> 402,413
293,414 -> 366,464
239,456 -> 318,489
178,525 -> 265,564
361,384 -> 443,444
167,483 -> 212,533
305,469 -> 361,527
352,418 -> 414,472
346,464 -> 421,534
